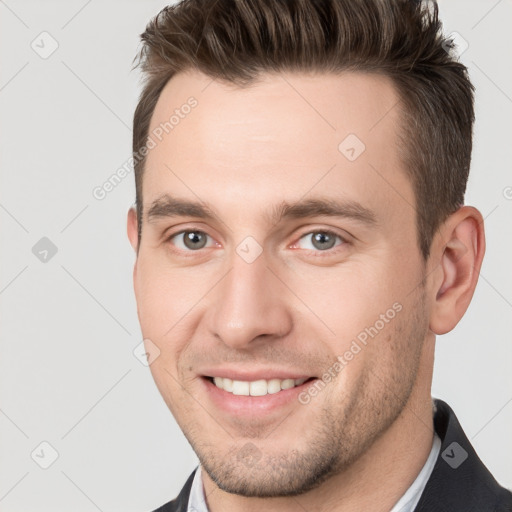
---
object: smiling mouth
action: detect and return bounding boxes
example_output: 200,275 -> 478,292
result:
205,376 -> 316,396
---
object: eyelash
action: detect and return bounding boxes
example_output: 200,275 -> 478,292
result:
291,229 -> 347,255
165,228 -> 348,256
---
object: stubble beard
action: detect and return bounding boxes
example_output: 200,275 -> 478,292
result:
183,287 -> 428,498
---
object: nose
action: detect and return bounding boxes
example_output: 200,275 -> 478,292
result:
206,249 -> 293,350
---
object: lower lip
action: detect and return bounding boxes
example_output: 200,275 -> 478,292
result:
201,377 -> 317,417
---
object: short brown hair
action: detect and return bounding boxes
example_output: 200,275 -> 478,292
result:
132,0 -> 474,259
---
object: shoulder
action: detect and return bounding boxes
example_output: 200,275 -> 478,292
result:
415,399 -> 512,512
150,469 -> 197,512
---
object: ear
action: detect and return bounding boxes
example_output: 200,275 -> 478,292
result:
127,205 -> 139,253
429,206 -> 485,335
127,205 -> 139,291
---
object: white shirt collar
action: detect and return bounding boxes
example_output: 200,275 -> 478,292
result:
389,431 -> 442,512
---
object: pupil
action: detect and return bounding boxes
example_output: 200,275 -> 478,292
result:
313,232 -> 335,250
185,232 -> 206,249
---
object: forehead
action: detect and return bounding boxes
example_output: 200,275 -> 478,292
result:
142,69 -> 414,228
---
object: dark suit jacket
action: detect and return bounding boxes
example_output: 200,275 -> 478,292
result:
152,399 -> 512,511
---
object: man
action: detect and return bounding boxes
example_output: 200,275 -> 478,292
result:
127,0 -> 512,511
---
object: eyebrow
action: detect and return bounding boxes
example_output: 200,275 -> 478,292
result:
146,194 -> 377,226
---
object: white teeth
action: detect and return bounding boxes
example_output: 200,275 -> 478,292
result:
267,379 -> 281,394
232,380 -> 250,395
223,378 -> 233,392
249,380 -> 267,396
211,376 -> 310,396
281,378 -> 295,390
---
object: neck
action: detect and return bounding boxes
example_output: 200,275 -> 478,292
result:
203,339 -> 435,512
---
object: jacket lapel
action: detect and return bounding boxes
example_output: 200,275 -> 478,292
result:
414,399 -> 511,511
152,468 -> 197,512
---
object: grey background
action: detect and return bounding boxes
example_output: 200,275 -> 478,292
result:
0,1 -> 511,510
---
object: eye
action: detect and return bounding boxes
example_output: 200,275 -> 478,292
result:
168,230 -> 216,251
294,230 -> 345,252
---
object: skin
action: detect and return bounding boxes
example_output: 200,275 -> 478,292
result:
127,69 -> 485,512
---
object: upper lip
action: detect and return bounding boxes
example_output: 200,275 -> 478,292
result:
200,367 -> 315,381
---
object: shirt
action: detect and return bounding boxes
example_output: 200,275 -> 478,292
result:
187,431 -> 442,512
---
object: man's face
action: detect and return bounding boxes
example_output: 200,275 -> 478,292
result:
129,70 -> 432,496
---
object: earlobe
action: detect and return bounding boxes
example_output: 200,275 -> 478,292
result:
429,206 -> 485,335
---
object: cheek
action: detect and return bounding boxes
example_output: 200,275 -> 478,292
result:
288,262 -> 397,342
135,275 -> 172,338
134,258 -> 220,376
135,257 -> 200,336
